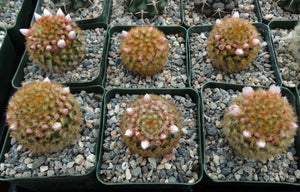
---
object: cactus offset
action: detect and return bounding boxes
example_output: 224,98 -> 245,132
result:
120,25 -> 169,76
51,0 -> 92,13
207,12 -> 260,73
120,94 -> 182,157
6,78 -> 83,154
194,0 -> 239,18
222,85 -> 298,160
20,9 -> 85,73
125,0 -> 168,19
277,0 -> 300,14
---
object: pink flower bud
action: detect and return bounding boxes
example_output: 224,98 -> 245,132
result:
240,118 -> 245,123
36,132 -> 44,138
242,130 -> 251,138
228,105 -> 241,117
242,86 -> 254,98
169,114 -> 175,121
269,84 -> 281,95
138,56 -> 143,61
232,12 -> 239,18
143,94 -> 152,104
65,14 -> 72,22
251,38 -> 260,46
30,45 -> 36,50
216,19 -> 222,25
43,9 -> 52,16
68,31 -> 76,39
51,39 -> 57,45
256,139 -> 266,148
141,139 -> 150,149
226,45 -> 231,50
135,130 -> 141,137
57,39 -> 66,48
161,37 -> 167,43
156,100 -> 162,107
42,124 -> 49,130
290,122 -> 298,130
126,108 -> 135,116
9,124 -> 17,131
159,46 -> 165,51
37,44 -> 42,49
235,48 -> 244,56
62,108 -> 69,115
56,8 -> 65,16
160,133 -> 167,140
242,43 -> 249,49
214,35 -> 221,41
123,47 -> 130,53
254,132 -> 261,138
169,125 -> 179,134
46,45 -> 52,51
34,13 -> 41,20
155,140 -> 162,146
122,30 -> 129,38
218,45 -> 225,50
26,128 -> 33,134
20,29 -> 30,37
52,122 -> 62,131
43,77 -> 51,83
125,129 -> 134,137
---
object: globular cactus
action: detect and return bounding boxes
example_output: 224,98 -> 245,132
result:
194,0 -> 238,18
6,78 -> 83,154
125,0 -> 168,19
277,0 -> 300,14
119,25 -> 169,76
120,94 -> 182,157
51,0 -> 92,13
222,85 -> 298,160
20,9 -> 85,73
289,22 -> 300,66
207,12 -> 260,73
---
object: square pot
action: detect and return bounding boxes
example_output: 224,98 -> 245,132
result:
103,25 -> 190,90
268,20 -> 299,88
0,85 -> 104,192
11,22 -> 108,89
201,81 -> 300,186
97,88 -> 203,190
34,0 -> 112,24
109,0 -> 183,26
188,22 -> 282,91
183,0 -> 262,27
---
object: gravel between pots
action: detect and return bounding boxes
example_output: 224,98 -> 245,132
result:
104,31 -> 187,90
99,93 -> 200,184
0,90 -> 102,178
190,29 -> 277,91
203,87 -> 300,182
0,0 -> 23,28
21,27 -> 106,85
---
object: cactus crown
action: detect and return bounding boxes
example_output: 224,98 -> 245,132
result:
20,9 -> 85,73
222,85 -> 298,160
51,0 -> 92,13
119,25 -> 169,76
120,94 -> 182,157
125,0 -> 168,19
6,78 -> 83,154
277,0 -> 300,14
194,0 -> 239,18
207,12 -> 260,73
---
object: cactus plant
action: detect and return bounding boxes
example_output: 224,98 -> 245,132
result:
51,0 -> 92,13
277,0 -> 300,14
289,22 -> 300,66
120,94 -> 182,157
207,12 -> 260,73
19,9 -> 85,73
125,0 -> 168,19
119,25 -> 169,76
6,78 -> 83,154
222,85 -> 298,160
194,0 -> 239,18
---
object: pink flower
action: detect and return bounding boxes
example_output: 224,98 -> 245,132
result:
52,122 -> 62,131
9,124 -> 17,131
218,45 -> 225,50
56,8 -> 65,16
256,139 -> 266,148
242,43 -> 249,49
225,45 -> 231,50
143,94 -> 152,104
228,105 -> 241,117
290,122 -> 298,131
68,31 -> 76,40
155,140 -> 162,146
135,130 -> 141,137
26,128 -> 33,134
216,19 -> 222,25
242,130 -> 251,138
36,132 -> 44,138
159,46 -> 165,51
65,14 -> 72,22
235,48 -> 244,56
160,37 -> 167,43
214,35 -> 221,41
160,133 -> 167,140
34,13 -> 41,20
43,9 -> 52,16
269,84 -> 281,95
126,108 -> 135,116
57,39 -> 66,48
168,125 -> 179,134
141,139 -> 150,149
20,29 -> 30,37
42,124 -> 49,130
46,45 -> 52,51
122,30 -> 129,38
125,129 -> 134,137
232,12 -> 239,18
251,38 -> 260,46
43,77 -> 51,83
242,86 -> 254,98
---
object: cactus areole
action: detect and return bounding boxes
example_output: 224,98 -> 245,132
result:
222,85 -> 298,160
20,9 -> 85,73
6,78 -> 83,154
120,94 -> 182,157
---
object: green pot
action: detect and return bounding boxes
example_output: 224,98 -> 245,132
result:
11,21 -> 108,89
102,25 -> 190,89
0,85 -> 104,192
201,81 -> 300,186
96,88 -> 203,190
188,22 -> 282,90
268,20 -> 299,89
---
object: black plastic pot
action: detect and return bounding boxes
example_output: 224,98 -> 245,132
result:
96,88 -> 203,190
268,20 -> 299,89
0,85 -> 104,192
102,25 -> 190,89
188,22 -> 282,89
200,81 -> 300,186
11,21 -> 108,89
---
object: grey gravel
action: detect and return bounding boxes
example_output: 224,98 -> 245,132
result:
104,32 -> 187,90
22,28 -> 106,85
203,87 -> 300,183
0,0 -> 23,28
100,94 -> 200,184
0,91 -> 102,178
